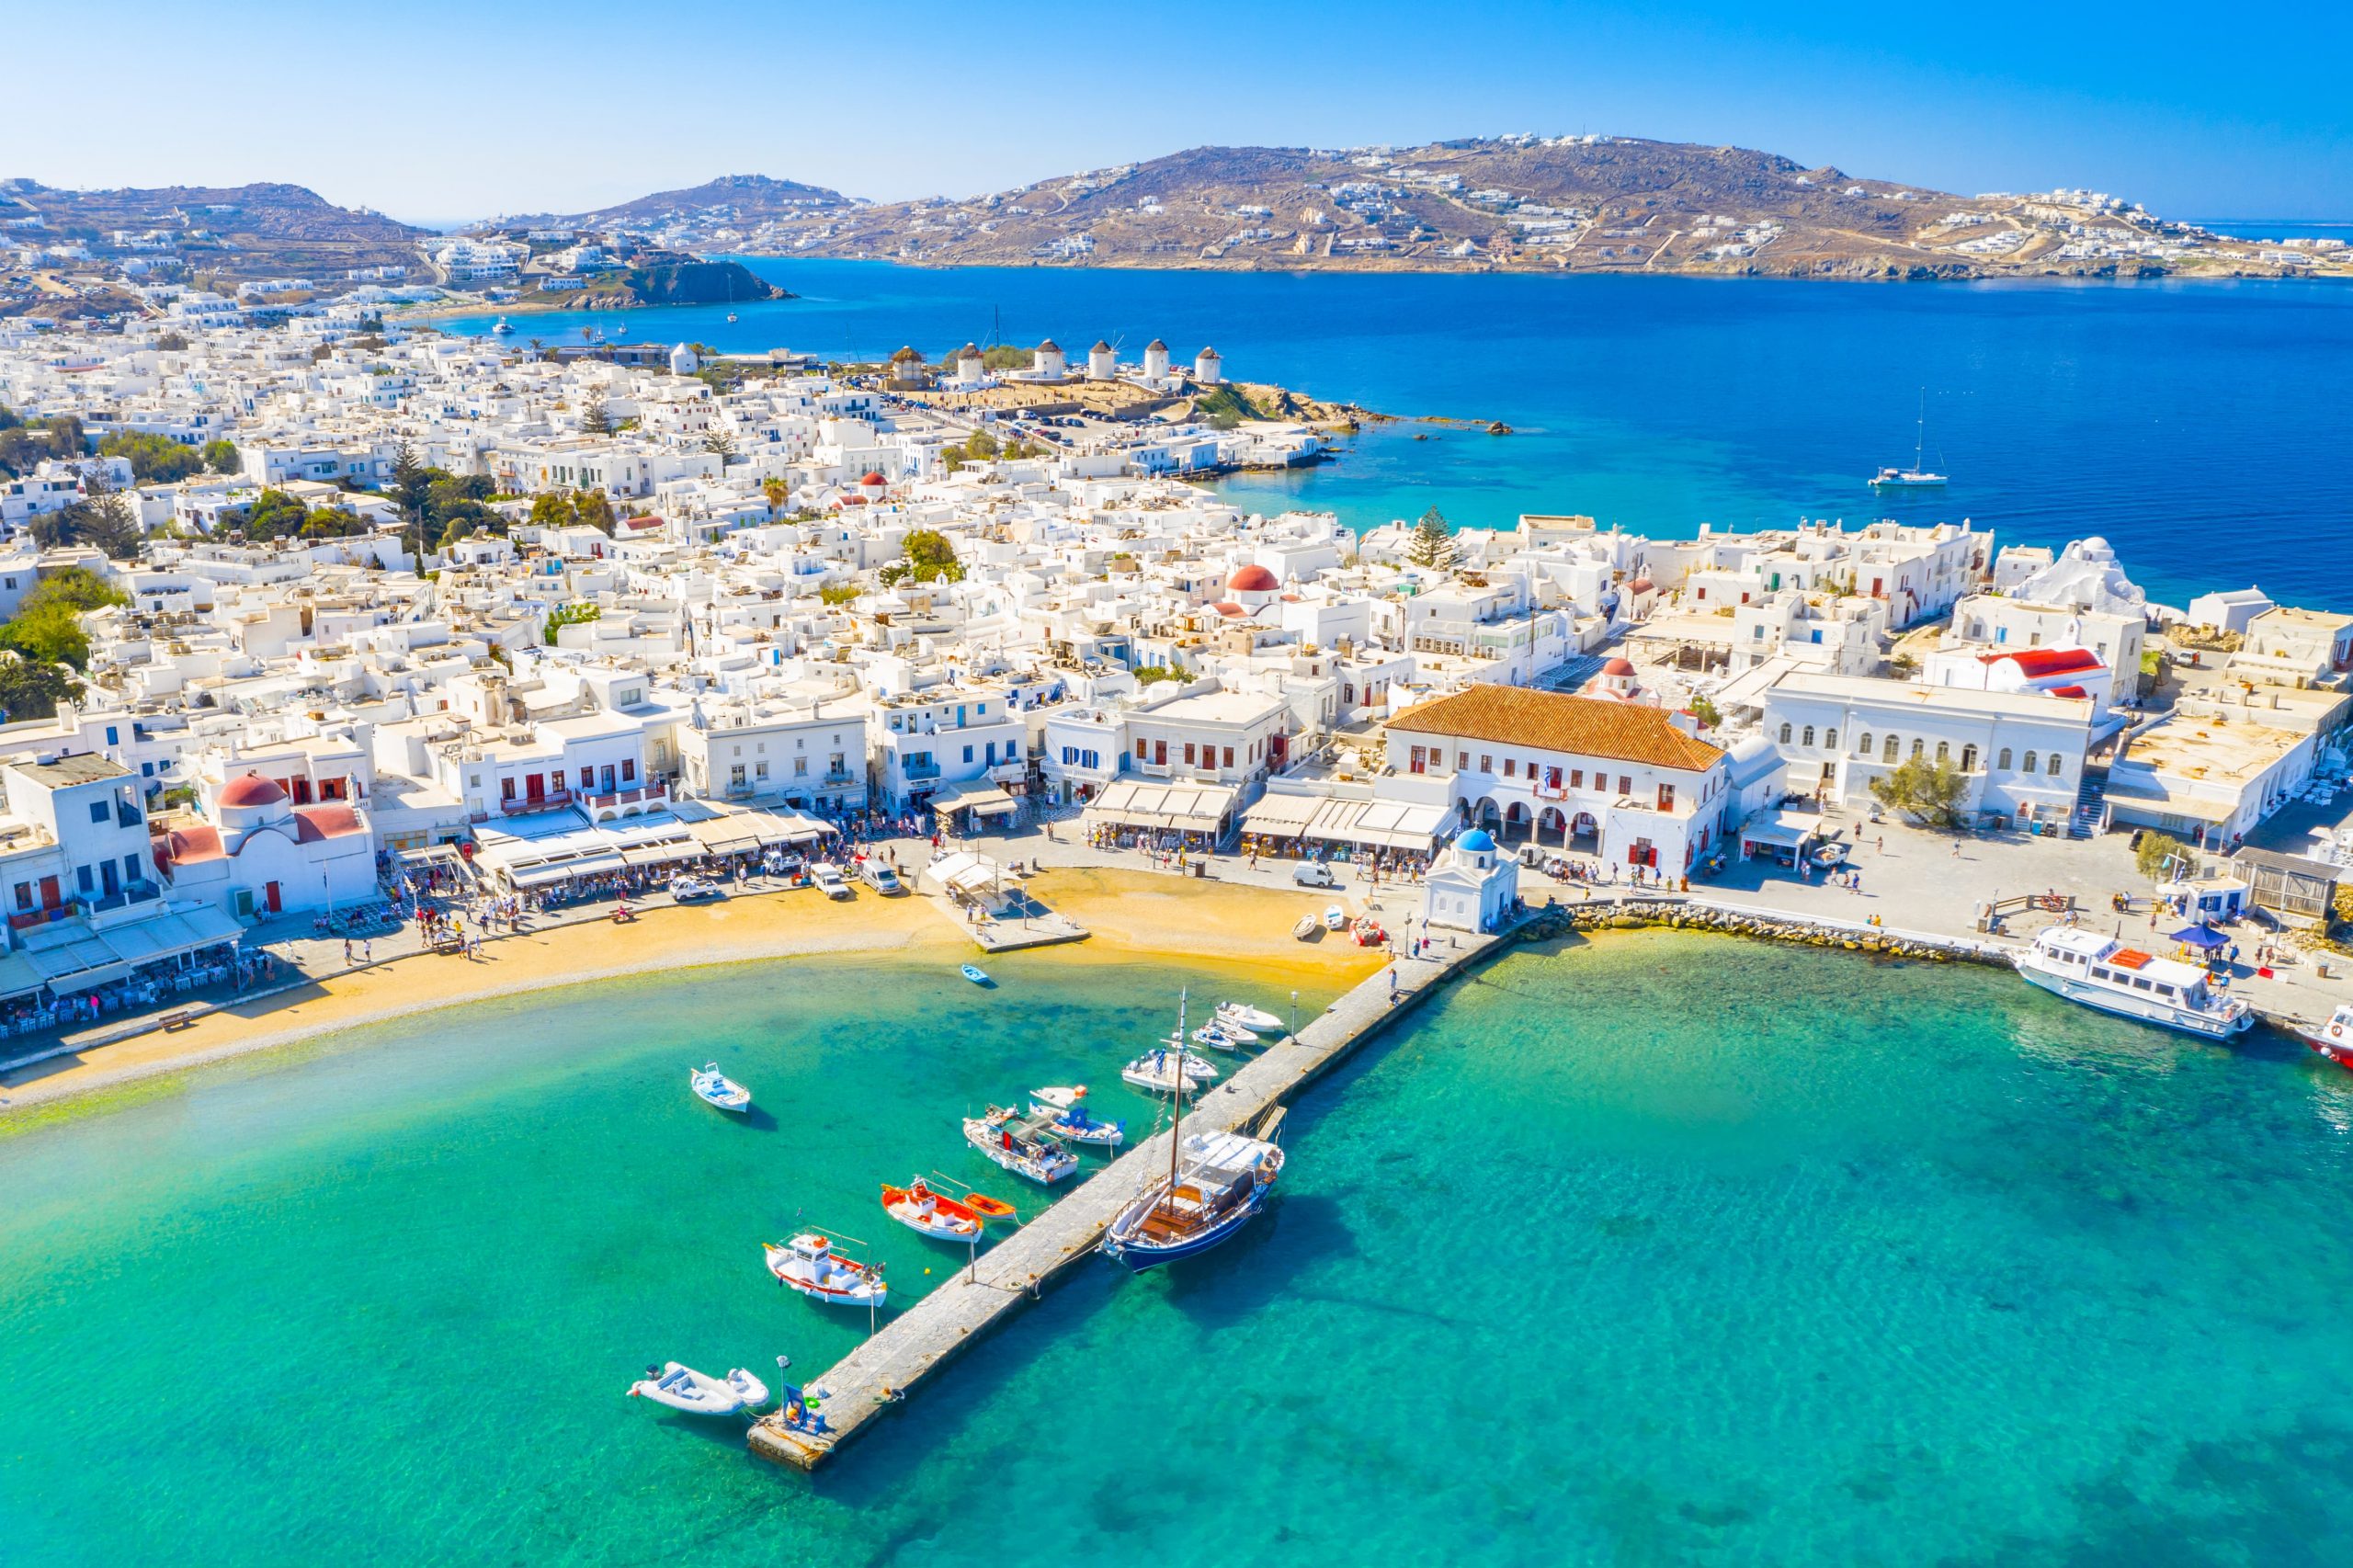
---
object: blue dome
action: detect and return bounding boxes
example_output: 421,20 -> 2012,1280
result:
1456,829 -> 1496,853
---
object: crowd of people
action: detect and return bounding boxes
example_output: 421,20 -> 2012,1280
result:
0,944 -> 275,1040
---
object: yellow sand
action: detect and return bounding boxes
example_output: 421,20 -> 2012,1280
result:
0,870 -> 1383,1115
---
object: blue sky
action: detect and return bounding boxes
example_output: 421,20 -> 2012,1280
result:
16,1 -> 2349,222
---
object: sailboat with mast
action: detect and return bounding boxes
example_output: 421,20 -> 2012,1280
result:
1102,991 -> 1286,1273
1869,389 -> 1948,488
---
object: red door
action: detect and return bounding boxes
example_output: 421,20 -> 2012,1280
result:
38,875 -> 59,909
265,881 -> 282,914
526,773 -> 545,801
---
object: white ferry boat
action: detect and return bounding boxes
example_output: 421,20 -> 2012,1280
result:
2014,926 -> 2253,1039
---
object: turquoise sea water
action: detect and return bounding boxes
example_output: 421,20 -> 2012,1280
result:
7,935 -> 2353,1565
432,260 -> 2353,607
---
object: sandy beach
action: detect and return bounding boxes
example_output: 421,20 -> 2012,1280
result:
0,870 -> 1383,1120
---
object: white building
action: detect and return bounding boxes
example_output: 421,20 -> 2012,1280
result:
1422,826 -> 1518,932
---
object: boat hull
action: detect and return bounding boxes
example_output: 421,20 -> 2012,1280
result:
1103,1199 -> 1266,1273
2017,960 -> 2253,1039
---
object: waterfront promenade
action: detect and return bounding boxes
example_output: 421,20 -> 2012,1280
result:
748,922 -> 1506,1469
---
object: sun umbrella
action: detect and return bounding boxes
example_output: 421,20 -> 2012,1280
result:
2168,924 -> 2230,951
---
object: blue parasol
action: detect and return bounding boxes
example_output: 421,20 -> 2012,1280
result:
2168,923 -> 2229,950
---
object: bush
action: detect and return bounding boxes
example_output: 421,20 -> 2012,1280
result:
97,431 -> 203,484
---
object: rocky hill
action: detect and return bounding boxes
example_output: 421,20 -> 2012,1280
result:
480,174 -> 859,234
608,137 -> 2339,281
0,178 -> 428,282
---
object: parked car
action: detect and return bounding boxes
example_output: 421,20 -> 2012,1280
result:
859,861 -> 904,895
1292,862 -> 1339,889
811,863 -> 852,899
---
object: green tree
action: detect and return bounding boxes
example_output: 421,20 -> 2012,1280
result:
1404,506 -> 1459,572
299,507 -> 368,540
901,528 -> 963,583
527,492 -> 580,531
390,439 -> 432,555
22,565 -> 127,616
572,489 -> 616,535
1867,755 -> 1968,828
963,427 -> 998,459
702,429 -> 738,463
0,650 -> 77,722
818,583 -> 858,606
98,431 -> 204,483
201,438 -> 241,474
761,477 -> 788,517
0,600 -> 95,671
580,398 -> 611,436
2134,831 -> 2188,882
1688,695 -> 1722,732
34,472 -> 142,559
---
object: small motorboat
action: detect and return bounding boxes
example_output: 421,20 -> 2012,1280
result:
2299,1003 -> 2353,1072
1029,1085 -> 1124,1147
1191,1021 -> 1254,1052
490,317 -> 512,335
764,1233 -> 887,1308
1121,1047 -> 1219,1096
670,875 -> 722,902
726,312 -> 739,323
1218,1002 -> 1283,1034
628,1361 -> 769,1415
964,1106 -> 1080,1184
1292,915 -> 1320,942
881,1178 -> 993,1241
690,1062 -> 751,1114
1323,904 -> 1347,931
1199,1016 -> 1258,1044
961,963 -> 991,985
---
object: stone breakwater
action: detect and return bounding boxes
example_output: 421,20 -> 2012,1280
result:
1516,896 -> 2012,968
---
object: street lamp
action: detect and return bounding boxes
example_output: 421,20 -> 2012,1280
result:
1289,988 -> 1298,1042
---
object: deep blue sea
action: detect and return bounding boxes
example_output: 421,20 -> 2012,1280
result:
434,259 -> 2353,608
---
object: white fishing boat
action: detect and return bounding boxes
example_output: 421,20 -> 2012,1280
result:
1029,1085 -> 1125,1146
880,1178 -> 988,1241
628,1361 -> 768,1415
1191,1021 -> 1254,1051
1121,1046 -> 1219,1095
1218,1002 -> 1284,1034
490,317 -> 512,335
763,1232 -> 887,1307
2014,926 -> 2254,1039
963,1106 -> 1080,1184
1323,903 -> 1347,931
689,1062 -> 751,1113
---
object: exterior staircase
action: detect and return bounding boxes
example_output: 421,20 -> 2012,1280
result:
2069,764 -> 2110,840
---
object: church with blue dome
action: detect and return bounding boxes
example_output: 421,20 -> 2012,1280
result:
1423,824 -> 1518,933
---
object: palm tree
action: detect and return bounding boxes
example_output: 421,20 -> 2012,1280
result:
762,477 -> 788,517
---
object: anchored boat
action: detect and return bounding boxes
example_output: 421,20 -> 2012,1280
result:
763,1233 -> 888,1307
963,1106 -> 1080,1184
879,1177 -> 1001,1241
1029,1085 -> 1124,1146
689,1062 -> 751,1113
2014,926 -> 2253,1039
2297,1003 -> 2353,1072
1121,1045 -> 1219,1095
1218,1002 -> 1283,1034
1104,992 -> 1285,1272
628,1361 -> 768,1415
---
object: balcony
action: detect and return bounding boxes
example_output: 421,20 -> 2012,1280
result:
583,780 -> 665,812
902,761 -> 941,782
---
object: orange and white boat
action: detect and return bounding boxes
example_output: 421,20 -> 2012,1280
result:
879,1178 -> 1012,1242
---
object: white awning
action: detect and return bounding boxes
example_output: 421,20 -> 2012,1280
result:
507,854 -> 628,889
1240,791 -> 1323,835
1301,798 -> 1449,850
621,842 -> 703,869
1740,809 -> 1816,850
930,778 -> 1020,817
1084,779 -> 1237,834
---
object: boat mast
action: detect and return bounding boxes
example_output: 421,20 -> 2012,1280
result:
1166,989 -> 1187,1213
1915,387 -> 1927,472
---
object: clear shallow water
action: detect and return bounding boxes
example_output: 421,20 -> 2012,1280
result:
6,936 -> 2353,1564
435,260 -> 2353,607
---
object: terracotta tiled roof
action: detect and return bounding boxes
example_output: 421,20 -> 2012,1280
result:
1387,686 -> 1727,773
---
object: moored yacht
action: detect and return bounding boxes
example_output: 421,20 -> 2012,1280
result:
2014,926 -> 2253,1039
964,1106 -> 1080,1184
1102,1129 -> 1286,1271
